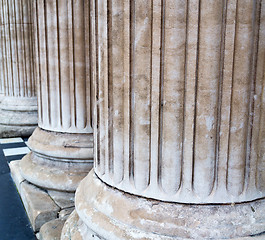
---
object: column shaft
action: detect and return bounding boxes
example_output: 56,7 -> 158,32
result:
93,0 -> 265,204
0,20 -> 4,98
35,0 -> 92,134
0,0 -> 37,137
0,0 -> 36,97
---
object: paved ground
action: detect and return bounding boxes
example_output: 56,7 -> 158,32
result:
0,137 -> 36,240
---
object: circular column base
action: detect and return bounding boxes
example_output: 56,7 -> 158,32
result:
20,127 -> 93,192
62,170 -> 265,240
0,124 -> 37,138
0,96 -> 38,137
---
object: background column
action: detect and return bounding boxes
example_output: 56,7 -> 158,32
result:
20,0 -> 93,192
0,14 -> 4,101
62,0 -> 265,239
0,0 -> 37,137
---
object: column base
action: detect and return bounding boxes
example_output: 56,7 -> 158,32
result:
0,96 -> 38,137
61,170 -> 265,240
20,127 -> 93,192
0,124 -> 37,138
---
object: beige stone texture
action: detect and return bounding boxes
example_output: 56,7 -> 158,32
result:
92,0 -> 265,204
63,171 -> 265,240
61,211 -> 85,240
20,0 -> 94,192
10,159 -> 76,237
65,0 -> 265,239
39,219 -> 65,240
20,128 -> 93,192
0,0 -> 37,137
20,181 -> 60,232
47,190 -> 75,209
9,160 -> 25,193
33,0 -> 93,134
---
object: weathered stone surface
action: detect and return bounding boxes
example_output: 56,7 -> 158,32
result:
64,0 -> 265,239
20,139 -> 93,192
0,97 -> 37,138
59,207 -> 75,221
91,0 -> 265,204
0,125 -> 37,138
33,0 -> 93,134
9,160 -> 25,193
61,211 -> 84,240
48,190 -> 75,209
66,171 -> 265,240
20,181 -> 60,232
63,210 -> 265,240
39,219 -> 65,240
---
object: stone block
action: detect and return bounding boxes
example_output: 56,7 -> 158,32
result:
20,181 -> 60,232
59,207 -> 75,221
9,160 -> 25,193
39,219 -> 65,240
47,190 -> 75,209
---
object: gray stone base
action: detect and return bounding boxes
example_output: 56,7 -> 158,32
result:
0,124 -> 37,138
61,171 -> 265,240
9,160 -> 75,238
0,96 -> 38,138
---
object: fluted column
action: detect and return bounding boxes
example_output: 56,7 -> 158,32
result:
0,14 -> 4,100
0,18 -> 4,101
62,0 -> 265,239
20,0 -> 93,192
0,0 -> 37,137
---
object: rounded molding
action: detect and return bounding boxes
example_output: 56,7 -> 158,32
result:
63,171 -> 265,239
20,127 -> 93,192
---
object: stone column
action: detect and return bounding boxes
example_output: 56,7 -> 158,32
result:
0,18 -> 4,102
0,14 -> 4,101
20,0 -> 93,192
62,0 -> 265,239
0,0 -> 38,137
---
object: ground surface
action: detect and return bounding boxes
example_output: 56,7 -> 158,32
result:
0,137 -> 36,240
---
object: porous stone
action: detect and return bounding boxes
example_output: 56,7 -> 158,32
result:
20,181 -> 60,232
9,160 -> 25,193
39,219 -> 65,240
61,211 -> 83,240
